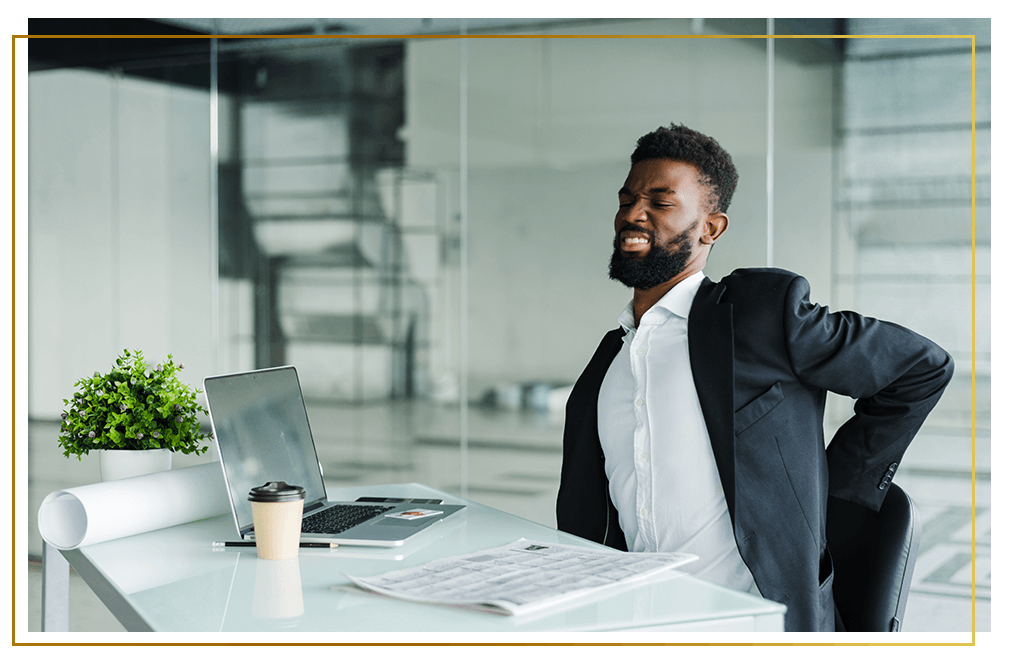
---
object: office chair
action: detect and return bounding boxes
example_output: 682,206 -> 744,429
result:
826,482 -> 922,632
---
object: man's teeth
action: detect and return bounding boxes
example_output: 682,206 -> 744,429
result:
624,237 -> 649,244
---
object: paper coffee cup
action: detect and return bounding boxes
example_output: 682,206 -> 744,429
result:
248,481 -> 306,560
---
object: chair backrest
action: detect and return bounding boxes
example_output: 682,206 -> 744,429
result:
826,482 -> 922,632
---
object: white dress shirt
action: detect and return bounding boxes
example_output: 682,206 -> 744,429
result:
598,271 -> 761,596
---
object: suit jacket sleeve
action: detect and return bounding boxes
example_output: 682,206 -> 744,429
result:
780,275 -> 954,511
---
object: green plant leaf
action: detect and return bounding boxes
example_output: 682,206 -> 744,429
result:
57,349 -> 209,460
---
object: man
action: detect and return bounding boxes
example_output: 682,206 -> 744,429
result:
556,123 -> 954,631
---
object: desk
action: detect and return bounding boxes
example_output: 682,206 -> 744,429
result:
43,483 -> 785,632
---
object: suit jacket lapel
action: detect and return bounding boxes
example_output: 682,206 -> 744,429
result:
688,277 -> 737,515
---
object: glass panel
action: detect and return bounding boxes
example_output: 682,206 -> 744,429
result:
27,52 -> 214,420
213,36 -> 463,494
207,21 -> 784,522
449,22 -> 775,525
831,21 -> 989,529
207,21 -> 844,524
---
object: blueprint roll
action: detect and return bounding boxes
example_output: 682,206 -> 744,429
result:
38,462 -> 230,550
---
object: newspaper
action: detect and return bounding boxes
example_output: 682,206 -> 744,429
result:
347,538 -> 698,616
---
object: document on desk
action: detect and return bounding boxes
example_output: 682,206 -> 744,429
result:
346,538 -> 697,616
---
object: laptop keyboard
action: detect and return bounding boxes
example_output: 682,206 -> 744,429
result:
301,504 -> 392,535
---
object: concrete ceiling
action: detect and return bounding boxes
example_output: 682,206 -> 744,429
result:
26,17 -> 847,84
154,17 -> 576,36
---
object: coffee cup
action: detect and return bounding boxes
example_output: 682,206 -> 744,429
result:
248,481 -> 306,560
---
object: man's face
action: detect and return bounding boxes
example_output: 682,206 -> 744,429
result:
608,158 -> 717,290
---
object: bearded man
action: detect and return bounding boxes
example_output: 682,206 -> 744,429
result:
556,123 -> 954,631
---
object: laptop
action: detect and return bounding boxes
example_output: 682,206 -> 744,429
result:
204,366 -> 465,547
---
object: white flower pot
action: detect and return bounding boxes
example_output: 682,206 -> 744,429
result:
99,448 -> 172,481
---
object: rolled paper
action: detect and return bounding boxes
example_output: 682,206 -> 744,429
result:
38,462 -> 230,550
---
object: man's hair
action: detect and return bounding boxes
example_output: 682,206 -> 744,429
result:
630,123 -> 738,214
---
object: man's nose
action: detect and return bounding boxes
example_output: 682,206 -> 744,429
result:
618,200 -> 649,223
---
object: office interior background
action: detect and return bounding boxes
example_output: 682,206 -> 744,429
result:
24,17 -> 990,632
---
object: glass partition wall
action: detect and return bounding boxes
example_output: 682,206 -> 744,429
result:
212,37 -> 450,500
28,18 -> 984,545
208,22 -> 789,527
422,25 -> 782,523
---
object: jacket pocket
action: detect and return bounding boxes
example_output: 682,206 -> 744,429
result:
734,382 -> 785,434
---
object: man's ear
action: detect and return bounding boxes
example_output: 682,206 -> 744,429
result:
701,213 -> 729,246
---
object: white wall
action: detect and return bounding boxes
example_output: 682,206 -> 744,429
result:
28,69 -> 213,419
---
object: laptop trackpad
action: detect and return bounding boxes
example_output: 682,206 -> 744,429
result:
376,516 -> 440,527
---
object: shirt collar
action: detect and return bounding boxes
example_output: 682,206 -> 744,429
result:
618,271 -> 706,332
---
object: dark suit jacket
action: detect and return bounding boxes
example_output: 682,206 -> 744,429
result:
556,268 -> 954,631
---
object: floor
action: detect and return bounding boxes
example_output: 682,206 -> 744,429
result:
22,400 -> 990,634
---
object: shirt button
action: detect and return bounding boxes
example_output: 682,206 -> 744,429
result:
639,453 -> 648,462
641,507 -> 649,516
635,347 -> 645,356
635,398 -> 645,407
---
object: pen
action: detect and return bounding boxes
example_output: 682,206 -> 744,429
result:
212,541 -> 338,548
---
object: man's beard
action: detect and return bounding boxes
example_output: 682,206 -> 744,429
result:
608,226 -> 693,290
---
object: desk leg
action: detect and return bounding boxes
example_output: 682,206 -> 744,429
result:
42,542 -> 70,632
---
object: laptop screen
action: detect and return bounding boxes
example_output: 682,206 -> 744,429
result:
204,366 -> 328,533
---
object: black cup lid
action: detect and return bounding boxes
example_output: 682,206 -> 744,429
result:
248,481 -> 306,502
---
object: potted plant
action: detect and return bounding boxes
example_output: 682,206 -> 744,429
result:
58,349 -> 212,481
